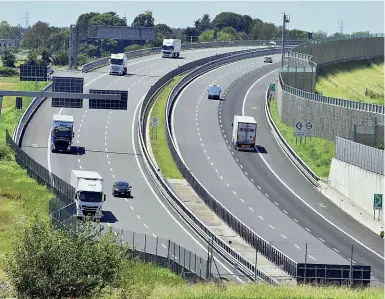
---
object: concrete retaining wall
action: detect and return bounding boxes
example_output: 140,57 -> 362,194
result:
280,70 -> 316,93
329,158 -> 384,221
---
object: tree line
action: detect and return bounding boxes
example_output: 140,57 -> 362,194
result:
0,11 -> 373,69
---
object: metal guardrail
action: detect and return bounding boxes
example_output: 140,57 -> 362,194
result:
138,47 -> 299,284
81,39 -> 304,73
265,86 -> 321,186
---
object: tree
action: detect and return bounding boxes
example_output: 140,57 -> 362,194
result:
5,216 -> 129,298
1,49 -> 16,67
260,22 -> 278,39
26,51 -> 39,64
0,21 -> 21,39
250,18 -> 264,40
352,31 -> 370,37
156,23 -> 174,40
241,15 -> 253,35
218,27 -> 237,41
131,13 -> 154,27
312,30 -> 328,40
199,29 -> 215,42
52,50 -> 67,66
194,14 -> 212,33
212,12 -> 243,32
183,26 -> 199,42
41,48 -> 51,64
21,21 -> 51,49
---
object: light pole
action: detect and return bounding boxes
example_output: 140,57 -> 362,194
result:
281,13 -> 290,68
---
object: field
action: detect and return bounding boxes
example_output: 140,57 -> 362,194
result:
150,75 -> 185,179
316,59 -> 384,105
269,100 -> 335,178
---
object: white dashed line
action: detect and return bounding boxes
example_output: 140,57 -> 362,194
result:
308,255 -> 316,261
152,233 -> 157,238
220,176 -> 223,180
137,215 -> 140,220
269,224 -> 275,229
280,234 -> 287,239
319,238 -> 325,242
333,248 -> 340,253
283,210 -> 288,214
240,198 -> 245,203
265,193 -> 269,198
258,215 -> 264,220
305,228 -> 311,233
251,179 -> 254,183
294,244 -> 301,250
162,244 -> 166,249
130,206 -> 134,210
274,201 -> 279,206
249,207 -> 253,211
144,224 -> 148,228
226,183 -> 230,187
293,218 -> 298,223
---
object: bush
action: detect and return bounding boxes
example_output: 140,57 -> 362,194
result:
380,231 -> 384,238
52,50 -> 67,66
1,50 -> 16,67
0,66 -> 18,77
0,144 -> 14,161
124,44 -> 143,52
5,216 -> 130,298
77,53 -> 89,66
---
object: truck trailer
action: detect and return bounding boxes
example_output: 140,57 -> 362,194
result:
70,170 -> 106,220
109,53 -> 127,75
51,114 -> 74,153
232,115 -> 257,151
162,39 -> 181,58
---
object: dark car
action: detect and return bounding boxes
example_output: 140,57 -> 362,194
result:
112,181 -> 132,198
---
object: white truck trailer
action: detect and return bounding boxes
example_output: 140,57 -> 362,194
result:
70,170 -> 106,220
162,39 -> 182,58
51,114 -> 74,153
232,115 -> 257,151
109,53 -> 127,75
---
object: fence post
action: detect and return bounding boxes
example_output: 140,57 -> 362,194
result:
155,237 -> 158,264
304,243 -> 308,283
374,117 -> 377,147
144,234 -> 147,262
167,240 -> 171,268
349,245 -> 354,287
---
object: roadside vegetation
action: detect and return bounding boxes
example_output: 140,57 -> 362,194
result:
316,59 -> 384,106
150,75 -> 185,179
269,100 -> 335,178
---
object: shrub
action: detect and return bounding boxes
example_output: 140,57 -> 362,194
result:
0,67 -> 18,77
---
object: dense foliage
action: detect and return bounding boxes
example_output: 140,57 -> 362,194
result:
0,12 -> 373,68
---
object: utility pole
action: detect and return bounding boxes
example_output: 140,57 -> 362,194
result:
281,13 -> 290,68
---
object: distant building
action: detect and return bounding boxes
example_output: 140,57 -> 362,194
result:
144,10 -> 152,16
0,38 -> 20,52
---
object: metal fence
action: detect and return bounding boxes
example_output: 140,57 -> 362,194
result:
335,137 -> 384,175
353,121 -> 384,148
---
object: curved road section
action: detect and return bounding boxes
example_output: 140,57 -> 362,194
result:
172,58 -> 384,282
21,46 -> 261,281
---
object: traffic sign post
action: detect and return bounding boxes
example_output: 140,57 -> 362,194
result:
304,122 -> 313,143
294,121 -> 304,144
151,117 -> 159,140
373,194 -> 383,221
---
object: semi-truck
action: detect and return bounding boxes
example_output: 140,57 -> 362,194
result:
51,115 -> 74,153
70,170 -> 106,220
109,53 -> 127,75
162,39 -> 181,58
232,115 -> 257,151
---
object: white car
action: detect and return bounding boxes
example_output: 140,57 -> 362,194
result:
264,56 -> 273,63
207,84 -> 221,100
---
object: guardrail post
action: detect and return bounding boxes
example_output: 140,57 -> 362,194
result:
304,243 -> 308,283
155,237 -> 158,264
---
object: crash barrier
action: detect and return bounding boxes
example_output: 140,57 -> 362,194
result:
5,130 -> 214,283
139,47 -> 372,286
138,47 -> 286,284
274,34 -> 384,185
81,39 -> 304,73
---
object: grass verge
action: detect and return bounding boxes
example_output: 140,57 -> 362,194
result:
269,100 -> 335,178
316,59 -> 384,105
150,74 -> 185,179
0,79 -> 52,279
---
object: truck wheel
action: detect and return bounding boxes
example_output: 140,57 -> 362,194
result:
177,53 -> 180,58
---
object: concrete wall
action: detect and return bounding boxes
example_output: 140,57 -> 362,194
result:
294,37 -> 384,66
280,70 -> 316,93
329,158 -> 384,221
277,82 -> 385,141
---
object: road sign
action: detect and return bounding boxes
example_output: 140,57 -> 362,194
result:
294,121 -> 304,136
152,117 -> 159,128
270,83 -> 276,92
304,122 -> 313,136
374,194 -> 383,210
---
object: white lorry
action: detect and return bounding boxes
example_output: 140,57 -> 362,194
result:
70,170 -> 106,220
232,115 -> 257,151
51,115 -> 74,153
207,84 -> 222,100
109,53 -> 127,76
162,39 -> 182,58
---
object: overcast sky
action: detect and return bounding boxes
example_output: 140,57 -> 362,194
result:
0,1 -> 383,35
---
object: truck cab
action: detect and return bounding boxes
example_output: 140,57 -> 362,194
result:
207,84 -> 221,100
51,115 -> 74,153
162,39 -> 182,58
109,53 -> 127,76
71,170 -> 106,220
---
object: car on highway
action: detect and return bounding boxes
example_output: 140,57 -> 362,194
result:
207,84 -> 221,100
112,181 -> 132,198
264,56 -> 273,63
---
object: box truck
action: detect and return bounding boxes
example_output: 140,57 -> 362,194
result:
207,84 -> 221,100
232,115 -> 257,151
109,53 -> 127,75
51,114 -> 74,153
70,170 -> 106,220
162,39 -> 182,58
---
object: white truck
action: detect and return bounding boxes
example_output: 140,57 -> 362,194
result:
207,84 -> 221,100
162,39 -> 182,58
232,115 -> 257,151
70,170 -> 106,220
51,114 -> 74,153
109,53 -> 127,76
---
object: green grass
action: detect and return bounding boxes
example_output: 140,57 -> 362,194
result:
150,75 -> 185,179
0,78 -> 52,279
316,59 -> 384,105
269,100 -> 335,178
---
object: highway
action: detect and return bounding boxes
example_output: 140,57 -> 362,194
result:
171,56 -> 385,282
20,46 -> 262,281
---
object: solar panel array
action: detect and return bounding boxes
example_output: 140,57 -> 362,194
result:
51,76 -> 84,108
89,89 -> 128,110
19,63 -> 48,81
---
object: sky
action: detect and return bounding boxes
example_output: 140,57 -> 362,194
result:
0,1 -> 383,35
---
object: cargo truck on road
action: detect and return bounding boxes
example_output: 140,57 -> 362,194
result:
232,115 -> 257,151
70,170 -> 106,220
51,115 -> 74,153
162,39 -> 181,58
109,53 -> 127,76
